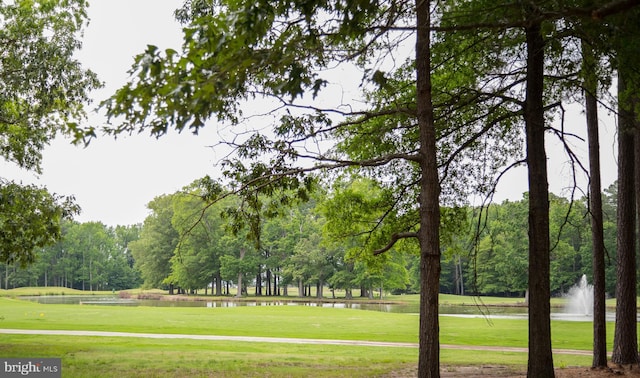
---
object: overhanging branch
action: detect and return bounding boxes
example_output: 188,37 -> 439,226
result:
373,231 -> 418,255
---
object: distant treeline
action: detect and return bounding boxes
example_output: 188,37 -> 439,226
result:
4,180 -> 619,297
1,222 -> 141,291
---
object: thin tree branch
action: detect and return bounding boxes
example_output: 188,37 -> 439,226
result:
592,0 -> 640,19
373,231 -> 418,255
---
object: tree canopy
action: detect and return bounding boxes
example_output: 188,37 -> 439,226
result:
0,0 -> 101,265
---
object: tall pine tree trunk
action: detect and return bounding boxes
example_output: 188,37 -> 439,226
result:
612,68 -> 638,365
524,20 -> 554,378
582,41 -> 607,368
416,0 -> 441,376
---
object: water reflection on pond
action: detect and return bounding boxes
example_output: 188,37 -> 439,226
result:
19,295 -> 527,314
21,295 -> 421,313
22,295 -> 621,321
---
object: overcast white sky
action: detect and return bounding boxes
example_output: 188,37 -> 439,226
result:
2,1 -> 620,227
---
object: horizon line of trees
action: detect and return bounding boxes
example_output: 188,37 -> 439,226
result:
13,177 -> 605,300
1,222 -> 141,291
3,178 -> 622,302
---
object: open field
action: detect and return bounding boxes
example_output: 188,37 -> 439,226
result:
0,293 -> 616,376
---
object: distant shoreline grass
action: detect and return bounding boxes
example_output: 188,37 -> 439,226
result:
0,287 -> 115,297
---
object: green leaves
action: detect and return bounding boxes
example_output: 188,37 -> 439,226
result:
0,0 -> 101,156
0,181 -> 79,266
0,0 -> 99,264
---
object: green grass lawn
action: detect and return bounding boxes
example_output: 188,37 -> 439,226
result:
0,295 -> 612,376
0,287 -> 116,297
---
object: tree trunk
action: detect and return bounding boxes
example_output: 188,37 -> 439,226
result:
524,20 -> 555,378
454,255 -> 464,296
612,68 -> 638,365
458,256 -> 464,296
416,0 -> 441,376
216,272 -> 222,296
583,41 -> 607,368
236,273 -> 243,297
317,279 -> 324,299
298,279 -> 304,298
266,269 -> 272,296
256,271 -> 262,296
236,249 -> 246,298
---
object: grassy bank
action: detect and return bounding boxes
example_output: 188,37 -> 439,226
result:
0,287 -> 116,297
1,333 -> 593,377
3,286 -> 624,309
0,296 -> 608,376
0,334 -> 419,378
0,297 -> 615,350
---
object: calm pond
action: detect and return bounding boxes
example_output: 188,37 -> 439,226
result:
22,295 -> 423,312
20,295 -> 621,321
20,295 -> 584,318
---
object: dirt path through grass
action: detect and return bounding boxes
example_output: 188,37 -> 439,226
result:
0,328 -> 591,356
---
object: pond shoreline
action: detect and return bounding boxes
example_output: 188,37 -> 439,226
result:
130,292 -> 406,306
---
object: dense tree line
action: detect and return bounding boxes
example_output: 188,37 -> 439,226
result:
2,178 -> 616,296
1,222 -> 141,291
130,182 -> 410,297
445,185 -> 619,298
127,179 -> 619,301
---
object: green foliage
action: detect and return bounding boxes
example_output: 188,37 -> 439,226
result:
0,182 -> 79,266
462,191 -> 613,297
120,175 -> 618,299
168,190 -> 226,291
1,221 -> 141,290
0,0 -> 101,265
129,195 -> 179,289
104,0 -> 394,136
0,0 -> 101,168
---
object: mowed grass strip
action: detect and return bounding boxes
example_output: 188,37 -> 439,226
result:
0,334 -> 418,378
0,297 -> 617,350
0,334 -> 594,377
0,297 -> 611,376
0,297 -> 418,342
